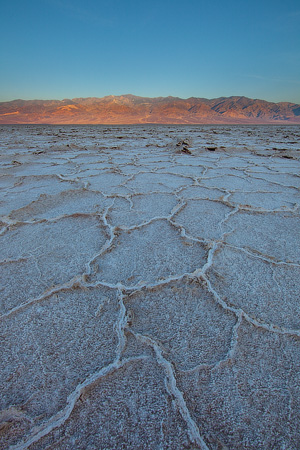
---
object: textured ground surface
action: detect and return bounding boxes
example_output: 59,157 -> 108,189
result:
0,124 -> 299,449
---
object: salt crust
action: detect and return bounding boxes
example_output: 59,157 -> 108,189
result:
0,124 -> 299,450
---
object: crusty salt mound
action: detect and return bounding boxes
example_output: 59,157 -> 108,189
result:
1,124 -> 300,449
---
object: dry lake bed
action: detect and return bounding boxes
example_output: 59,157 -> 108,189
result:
0,124 -> 300,449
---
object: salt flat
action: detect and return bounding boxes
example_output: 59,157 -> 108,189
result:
0,124 -> 300,449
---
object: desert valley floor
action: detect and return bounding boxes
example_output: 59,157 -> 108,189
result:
0,124 -> 300,449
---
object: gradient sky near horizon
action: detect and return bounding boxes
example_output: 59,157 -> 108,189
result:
1,0 -> 300,103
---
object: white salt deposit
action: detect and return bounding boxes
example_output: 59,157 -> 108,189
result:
0,124 -> 299,449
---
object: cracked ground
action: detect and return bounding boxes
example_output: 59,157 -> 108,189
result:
0,124 -> 300,450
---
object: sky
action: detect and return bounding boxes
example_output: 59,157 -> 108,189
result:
1,0 -> 300,103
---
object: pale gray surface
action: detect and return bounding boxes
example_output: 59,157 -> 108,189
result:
0,124 -> 300,449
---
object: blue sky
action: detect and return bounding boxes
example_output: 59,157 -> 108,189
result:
1,0 -> 300,102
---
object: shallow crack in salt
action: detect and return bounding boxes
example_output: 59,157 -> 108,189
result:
0,274 -> 84,319
225,243 -> 300,268
182,312 -> 244,375
202,273 -> 300,337
9,356 -> 150,450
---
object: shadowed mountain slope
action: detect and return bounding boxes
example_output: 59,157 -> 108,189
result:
1,95 -> 300,124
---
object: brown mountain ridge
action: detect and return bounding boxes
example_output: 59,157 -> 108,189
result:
1,94 -> 300,124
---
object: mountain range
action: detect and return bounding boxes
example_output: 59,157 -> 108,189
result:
1,94 -> 300,124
